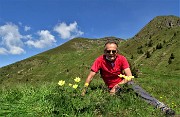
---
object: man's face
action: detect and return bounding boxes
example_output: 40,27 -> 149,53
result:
104,43 -> 118,61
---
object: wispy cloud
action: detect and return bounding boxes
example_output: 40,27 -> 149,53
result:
24,26 -> 31,31
0,47 -> 8,55
54,21 -> 84,39
0,23 -> 26,55
25,30 -> 56,48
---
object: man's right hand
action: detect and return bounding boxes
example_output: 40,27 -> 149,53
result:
81,82 -> 89,96
109,84 -> 121,95
81,88 -> 87,96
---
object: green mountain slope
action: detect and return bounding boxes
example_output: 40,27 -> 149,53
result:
120,15 -> 180,74
0,15 -> 179,86
0,15 -> 180,116
0,37 -> 123,85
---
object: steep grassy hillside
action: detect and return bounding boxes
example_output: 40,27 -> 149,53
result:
0,15 -> 179,116
0,37 -> 123,86
0,16 -> 179,85
120,15 -> 180,74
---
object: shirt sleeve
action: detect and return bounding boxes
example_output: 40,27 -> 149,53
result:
91,57 -> 101,73
121,56 -> 130,70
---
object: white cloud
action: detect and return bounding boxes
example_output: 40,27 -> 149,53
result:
24,26 -> 31,31
54,21 -> 84,39
9,46 -> 25,54
0,21 -> 83,55
25,30 -> 56,48
0,48 -> 8,55
23,34 -> 32,40
0,23 -> 26,55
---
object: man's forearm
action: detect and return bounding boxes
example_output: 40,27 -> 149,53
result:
119,68 -> 133,85
84,71 -> 96,84
85,77 -> 92,85
82,71 -> 96,96
124,68 -> 132,76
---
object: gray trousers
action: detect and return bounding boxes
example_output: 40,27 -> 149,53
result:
125,81 -> 162,107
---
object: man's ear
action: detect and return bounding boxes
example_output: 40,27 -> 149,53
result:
116,49 -> 119,53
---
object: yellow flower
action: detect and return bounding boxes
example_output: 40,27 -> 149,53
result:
126,76 -> 134,81
72,84 -> 78,89
118,74 -> 125,78
58,80 -> 65,86
69,83 -> 72,87
74,77 -> 81,82
123,76 -> 127,79
126,76 -> 131,81
84,83 -> 89,87
160,96 -> 163,99
119,74 -> 134,81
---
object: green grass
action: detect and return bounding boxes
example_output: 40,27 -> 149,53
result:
136,68 -> 180,113
0,74 -> 179,116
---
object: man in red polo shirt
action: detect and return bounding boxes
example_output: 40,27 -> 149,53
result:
82,40 -> 175,115
83,40 -> 133,94
90,47 -> 131,93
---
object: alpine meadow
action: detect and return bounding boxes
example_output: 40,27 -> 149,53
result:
0,15 -> 179,116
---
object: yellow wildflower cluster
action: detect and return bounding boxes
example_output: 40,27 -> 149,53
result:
74,77 -> 81,82
118,74 -> 134,81
58,80 -> 65,86
84,83 -> 89,87
72,84 -> 78,89
58,77 -> 81,89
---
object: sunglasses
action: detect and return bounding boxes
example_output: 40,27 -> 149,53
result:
105,50 -> 117,54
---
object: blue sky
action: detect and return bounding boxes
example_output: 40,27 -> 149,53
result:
0,0 -> 179,68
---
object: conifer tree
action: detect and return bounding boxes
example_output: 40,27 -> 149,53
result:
168,58 -> 172,64
146,51 -> 151,58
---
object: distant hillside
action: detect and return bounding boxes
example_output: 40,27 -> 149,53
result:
0,15 -> 179,86
0,37 -> 123,85
120,15 -> 180,74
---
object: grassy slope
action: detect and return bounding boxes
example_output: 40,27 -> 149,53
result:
0,16 -> 179,116
0,82 -> 166,117
119,16 -> 180,115
0,37 -> 123,86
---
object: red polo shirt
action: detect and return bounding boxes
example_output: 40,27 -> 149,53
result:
91,54 -> 130,88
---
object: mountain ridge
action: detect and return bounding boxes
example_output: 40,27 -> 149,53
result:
0,15 -> 179,86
